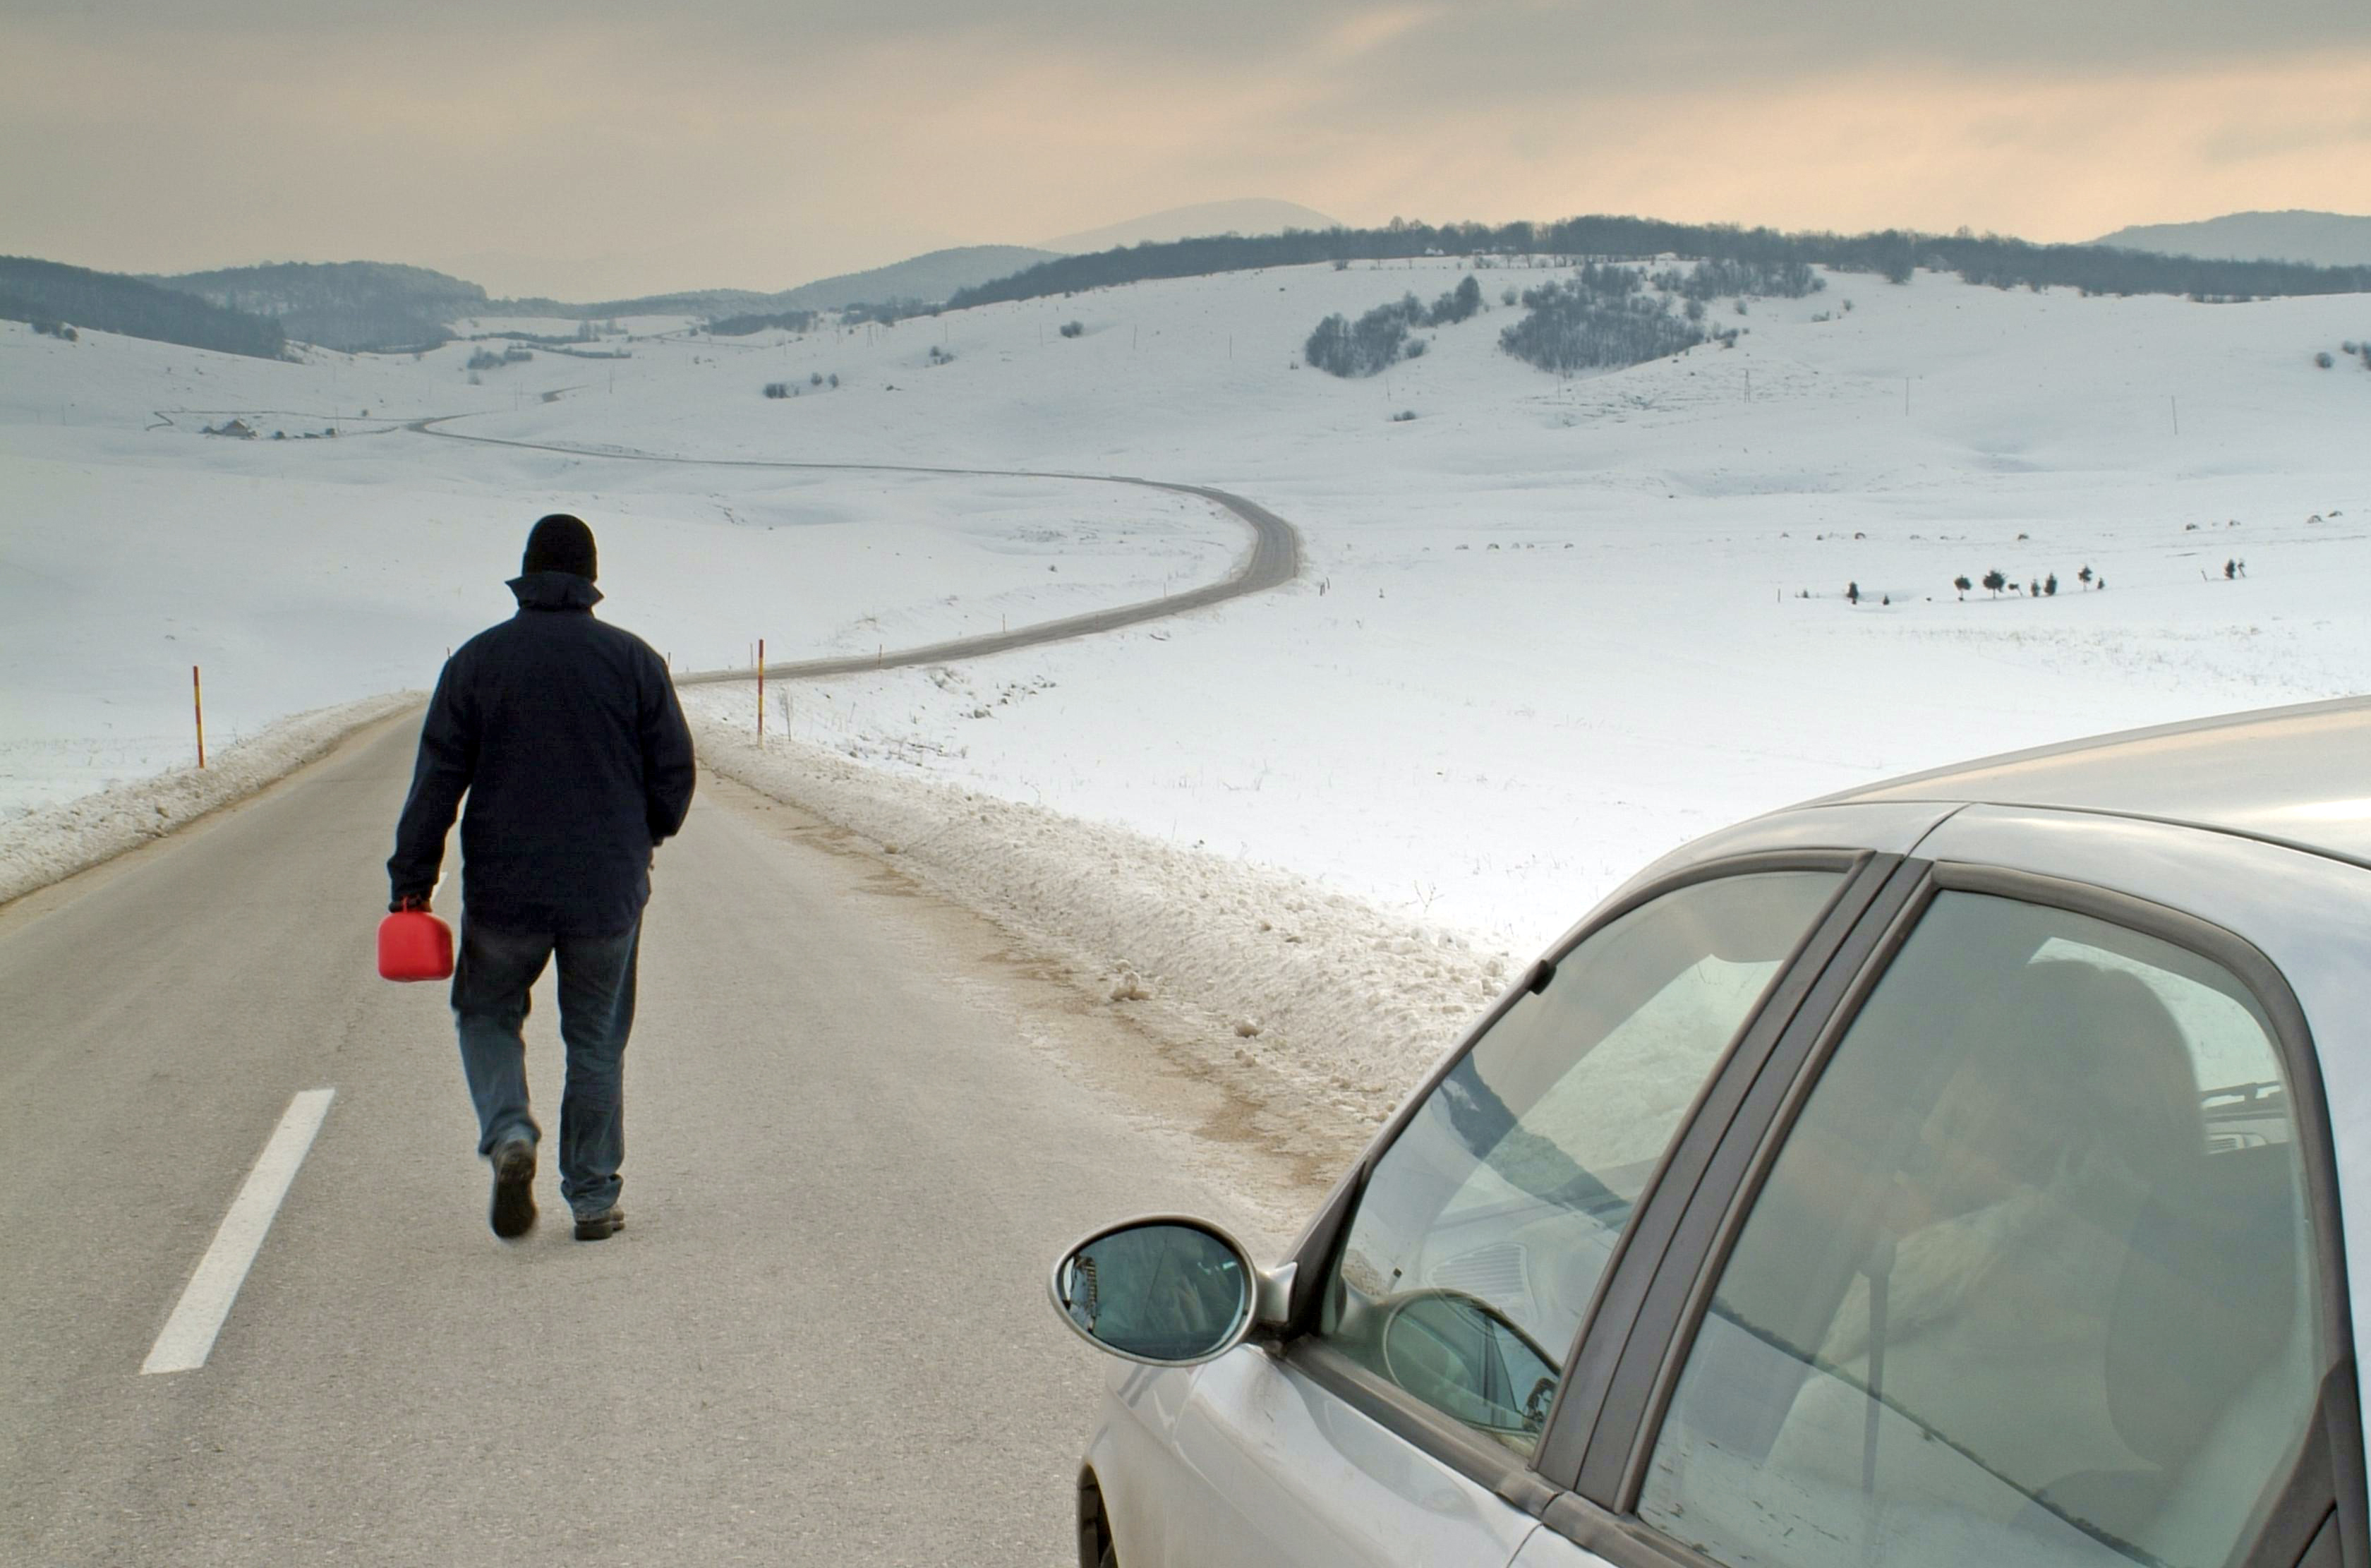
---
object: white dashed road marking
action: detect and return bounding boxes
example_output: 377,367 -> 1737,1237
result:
141,1089 -> 334,1375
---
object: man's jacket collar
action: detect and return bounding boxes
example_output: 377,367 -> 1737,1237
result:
507,571 -> 604,611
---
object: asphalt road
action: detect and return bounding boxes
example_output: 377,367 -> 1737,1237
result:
0,713 -> 1279,1567
406,418 -> 1305,682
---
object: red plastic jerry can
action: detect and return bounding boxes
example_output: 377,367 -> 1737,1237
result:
378,909 -> 454,982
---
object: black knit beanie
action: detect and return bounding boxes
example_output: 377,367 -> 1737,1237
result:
521,513 -> 597,581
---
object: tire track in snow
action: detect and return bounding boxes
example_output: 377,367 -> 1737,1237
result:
406,416 -> 1303,682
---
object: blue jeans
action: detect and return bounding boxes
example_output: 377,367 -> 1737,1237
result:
452,917 -> 640,1219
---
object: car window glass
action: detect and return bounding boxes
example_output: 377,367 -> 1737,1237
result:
1319,870 -> 1845,1454
1639,892 -> 2329,1568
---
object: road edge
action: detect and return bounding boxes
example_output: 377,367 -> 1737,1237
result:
682,711 -> 1516,1165
0,694 -> 422,915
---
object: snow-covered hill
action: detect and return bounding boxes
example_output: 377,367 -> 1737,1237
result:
6,255 -> 2367,962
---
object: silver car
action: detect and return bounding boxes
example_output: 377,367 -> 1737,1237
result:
1051,696 -> 2371,1568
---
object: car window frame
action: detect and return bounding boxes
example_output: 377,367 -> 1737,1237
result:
1536,859 -> 2366,1568
1260,849 -> 1903,1520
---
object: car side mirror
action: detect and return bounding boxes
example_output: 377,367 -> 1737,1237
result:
1049,1216 -> 1283,1367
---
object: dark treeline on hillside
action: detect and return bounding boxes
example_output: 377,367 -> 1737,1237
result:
948,216 -> 2371,310
1,257 -> 287,358
157,261 -> 485,353
706,309 -> 820,336
528,289 -> 776,320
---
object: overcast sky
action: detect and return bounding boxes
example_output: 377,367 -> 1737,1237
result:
4,0 -> 2365,298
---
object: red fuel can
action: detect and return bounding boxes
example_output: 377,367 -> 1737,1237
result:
378,909 -> 454,982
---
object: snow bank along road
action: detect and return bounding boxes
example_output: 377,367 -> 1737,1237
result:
409,415 -> 1305,680
0,714 -> 1292,1566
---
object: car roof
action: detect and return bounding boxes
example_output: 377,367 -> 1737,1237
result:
1810,694 -> 2371,869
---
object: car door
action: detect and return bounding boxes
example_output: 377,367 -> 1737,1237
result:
1117,853 -> 1905,1568
1517,863 -> 2364,1568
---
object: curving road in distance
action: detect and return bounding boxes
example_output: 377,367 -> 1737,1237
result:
408,416 -> 1304,683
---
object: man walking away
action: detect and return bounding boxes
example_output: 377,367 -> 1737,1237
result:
388,514 -> 695,1241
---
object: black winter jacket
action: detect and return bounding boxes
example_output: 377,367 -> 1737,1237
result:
388,572 -> 696,935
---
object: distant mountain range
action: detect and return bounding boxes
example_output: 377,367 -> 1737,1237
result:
106,246 -> 1058,354
17,204 -> 2367,361
1,256 -> 289,359
152,260 -> 485,353
42,203 -> 1334,355
1041,198 -> 1340,253
2092,210 -> 2371,269
767,245 -> 1058,310
497,246 -> 1061,320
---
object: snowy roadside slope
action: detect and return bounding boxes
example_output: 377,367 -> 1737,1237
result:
0,694 -> 418,907
684,699 -> 1514,1133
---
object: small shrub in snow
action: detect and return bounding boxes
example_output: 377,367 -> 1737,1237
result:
1846,581 -> 1860,605
1059,320 -> 1085,338
809,370 -> 823,385
763,381 -> 790,398
2315,351 -> 2336,369
1981,569 -> 2008,596
1390,409 -> 1418,422
1427,275 -> 1483,326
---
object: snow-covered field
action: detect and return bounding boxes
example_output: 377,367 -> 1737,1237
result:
5,256 -> 2367,1101
0,322 -> 1239,812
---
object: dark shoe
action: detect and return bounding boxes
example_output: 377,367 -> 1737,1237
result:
488,1138 -> 536,1239
574,1207 -> 626,1241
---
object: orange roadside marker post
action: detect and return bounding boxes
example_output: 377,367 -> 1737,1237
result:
756,639 -> 766,740
192,665 -> 206,768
